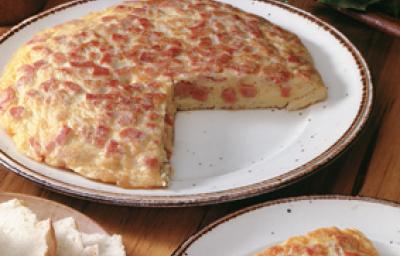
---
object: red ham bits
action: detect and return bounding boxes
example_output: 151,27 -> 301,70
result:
199,37 -> 212,48
145,93 -> 167,105
53,52 -> 67,64
40,79 -> 59,93
86,93 -> 118,101
165,114 -> 174,126
33,60 -> 47,70
108,80 -> 119,88
106,140 -> 121,155
230,63 -> 260,74
247,20 -> 263,38
239,84 -> 257,98
92,66 -> 110,76
139,51 -> 156,63
216,53 -> 232,65
162,47 -> 182,58
70,61 -> 110,76
120,128 -> 144,141
174,81 -> 195,98
94,125 -> 110,148
146,123 -> 157,129
63,81 -> 82,93
112,33 -> 129,42
149,113 -> 160,120
145,157 -> 159,169
221,88 -> 237,104
138,18 -> 152,29
101,15 -> 118,22
174,81 -> 209,101
9,106 -> 24,119
19,64 -> 35,75
55,126 -> 72,145
26,90 -> 40,98
264,65 -> 292,85
32,46 -> 52,55
192,88 -> 208,101
280,87 -> 291,98
0,87 -> 15,110
100,53 -> 113,64
287,55 -> 301,64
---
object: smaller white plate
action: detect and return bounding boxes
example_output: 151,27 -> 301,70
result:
173,196 -> 400,256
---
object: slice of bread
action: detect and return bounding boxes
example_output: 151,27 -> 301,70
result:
83,245 -> 100,256
54,217 -> 126,256
54,217 -> 84,256
0,199 -> 56,256
0,199 -> 125,256
82,233 -> 126,256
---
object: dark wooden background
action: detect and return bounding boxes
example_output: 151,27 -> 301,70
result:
0,0 -> 399,255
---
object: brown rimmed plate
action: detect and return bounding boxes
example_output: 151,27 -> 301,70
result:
0,192 -> 107,234
173,195 -> 400,255
0,0 -> 373,206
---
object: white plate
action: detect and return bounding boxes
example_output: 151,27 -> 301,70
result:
0,0 -> 372,206
173,196 -> 400,255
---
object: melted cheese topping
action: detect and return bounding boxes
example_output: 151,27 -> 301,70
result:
0,0 -> 327,188
256,228 -> 379,256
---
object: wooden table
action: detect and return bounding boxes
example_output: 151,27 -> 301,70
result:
0,1 -> 399,255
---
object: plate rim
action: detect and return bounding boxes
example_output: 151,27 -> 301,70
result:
0,0 -> 374,207
172,195 -> 400,255
0,192 -> 108,234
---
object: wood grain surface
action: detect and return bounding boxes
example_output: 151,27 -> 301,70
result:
0,1 -> 399,255
334,8 -> 400,38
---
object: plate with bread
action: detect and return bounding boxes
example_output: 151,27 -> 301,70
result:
173,195 -> 400,255
0,193 -> 126,256
0,0 -> 372,206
